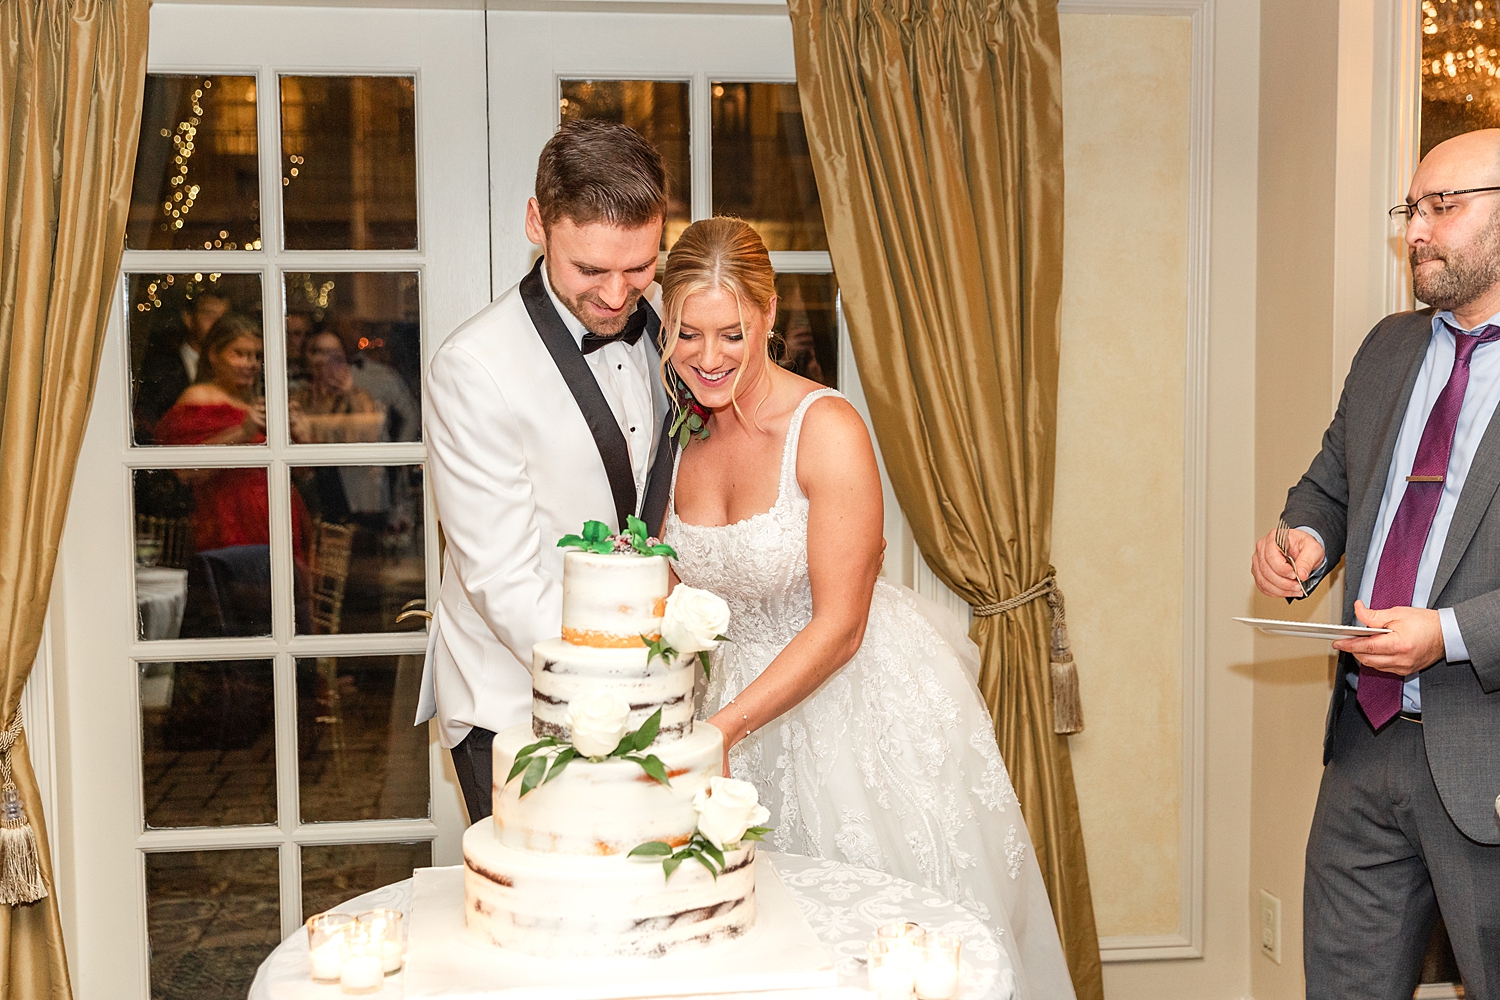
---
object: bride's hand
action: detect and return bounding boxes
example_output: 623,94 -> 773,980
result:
701,719 -> 731,777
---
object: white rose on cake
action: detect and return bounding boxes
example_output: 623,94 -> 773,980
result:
692,776 -> 771,849
661,586 -> 731,654
567,691 -> 631,758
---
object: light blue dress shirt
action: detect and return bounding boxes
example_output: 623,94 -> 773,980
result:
1308,310 -> 1500,713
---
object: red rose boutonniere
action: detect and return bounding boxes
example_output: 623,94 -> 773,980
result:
667,368 -> 711,448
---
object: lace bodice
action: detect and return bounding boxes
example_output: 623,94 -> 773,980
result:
662,388 -> 837,664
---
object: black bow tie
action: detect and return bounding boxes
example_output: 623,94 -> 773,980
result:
580,300 -> 651,355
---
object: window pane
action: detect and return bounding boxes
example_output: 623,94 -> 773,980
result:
146,848 -> 280,1000
301,841 -> 431,918
1420,7 -> 1500,155
711,82 -> 827,251
128,272 -> 264,446
559,80 -> 690,247
127,75 -> 262,251
141,660 -> 276,829
285,272 -> 422,443
774,273 -> 839,388
280,76 -> 418,250
297,655 -> 428,823
133,468 -> 281,639
292,466 -> 426,636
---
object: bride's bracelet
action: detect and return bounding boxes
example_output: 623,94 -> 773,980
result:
726,699 -> 753,742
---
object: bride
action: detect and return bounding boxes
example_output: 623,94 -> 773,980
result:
658,218 -> 1076,1000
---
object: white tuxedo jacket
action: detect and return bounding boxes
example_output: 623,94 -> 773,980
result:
417,258 -> 673,747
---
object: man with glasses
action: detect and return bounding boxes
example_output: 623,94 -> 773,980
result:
1251,128 -> 1500,997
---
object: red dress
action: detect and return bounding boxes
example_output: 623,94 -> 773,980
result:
154,402 -> 308,560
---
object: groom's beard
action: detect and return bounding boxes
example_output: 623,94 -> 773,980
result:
546,261 -> 644,337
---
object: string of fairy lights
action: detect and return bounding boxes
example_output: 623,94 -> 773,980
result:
1422,0 -> 1500,105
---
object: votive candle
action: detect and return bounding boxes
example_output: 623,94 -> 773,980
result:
913,933 -> 962,1000
305,912 -> 354,983
340,929 -> 384,995
357,909 -> 405,974
868,939 -> 917,1000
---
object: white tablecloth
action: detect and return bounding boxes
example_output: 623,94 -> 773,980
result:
135,565 -> 188,641
248,853 -> 1015,1000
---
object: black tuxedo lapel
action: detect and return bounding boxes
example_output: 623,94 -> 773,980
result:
639,303 -> 678,536
520,257 -> 637,530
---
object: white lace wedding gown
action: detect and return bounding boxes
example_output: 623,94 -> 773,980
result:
662,388 -> 1076,1000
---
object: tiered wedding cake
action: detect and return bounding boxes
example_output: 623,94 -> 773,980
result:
462,521 -> 762,960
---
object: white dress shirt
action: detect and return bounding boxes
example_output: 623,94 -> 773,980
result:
541,264 -> 657,509
1324,311 -> 1500,712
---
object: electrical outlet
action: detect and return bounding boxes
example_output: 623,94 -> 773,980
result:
1259,889 -> 1282,964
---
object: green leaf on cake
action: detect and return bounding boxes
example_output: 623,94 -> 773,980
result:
686,847 -> 719,881
542,746 -> 577,785
559,520 -> 615,552
629,708 -> 662,750
519,754 -> 548,796
631,754 -> 671,787
697,650 -> 712,679
642,635 -> 676,667
627,840 -> 673,858
696,838 -> 725,869
662,854 -> 685,880
741,826 -> 771,843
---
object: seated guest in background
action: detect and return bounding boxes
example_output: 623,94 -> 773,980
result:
291,330 -> 385,437
132,287 -> 233,441
1251,128 -> 1500,999
155,313 -> 309,561
284,309 -> 318,398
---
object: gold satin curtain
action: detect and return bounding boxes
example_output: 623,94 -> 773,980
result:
787,0 -> 1102,996
0,0 -> 149,995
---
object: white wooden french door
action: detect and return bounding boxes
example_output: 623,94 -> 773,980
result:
52,6 -> 487,998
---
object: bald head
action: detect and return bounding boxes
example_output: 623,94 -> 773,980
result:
1410,129 -> 1500,201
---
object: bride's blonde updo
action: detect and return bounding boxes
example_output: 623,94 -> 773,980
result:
660,217 -> 777,416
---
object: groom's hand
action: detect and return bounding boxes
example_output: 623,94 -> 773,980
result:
1331,600 -> 1444,675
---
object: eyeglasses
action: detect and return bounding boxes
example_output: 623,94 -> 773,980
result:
1389,186 -> 1500,226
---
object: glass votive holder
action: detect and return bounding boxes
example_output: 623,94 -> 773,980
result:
357,908 -> 405,975
868,939 -> 917,1000
340,927 -> 384,995
913,933 -> 963,1000
305,912 -> 354,983
876,921 -> 927,947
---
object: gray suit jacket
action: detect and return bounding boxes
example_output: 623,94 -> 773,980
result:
1283,308 -> 1500,845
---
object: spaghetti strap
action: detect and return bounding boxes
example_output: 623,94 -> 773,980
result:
779,388 -> 843,496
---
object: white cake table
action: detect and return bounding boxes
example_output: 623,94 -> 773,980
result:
249,852 -> 1016,1000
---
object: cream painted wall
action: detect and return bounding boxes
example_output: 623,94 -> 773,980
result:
1052,0 -> 1261,996
1055,12 -> 1192,941
1250,0 -> 1344,997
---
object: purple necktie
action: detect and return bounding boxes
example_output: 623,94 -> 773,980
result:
1362,321 -> 1500,728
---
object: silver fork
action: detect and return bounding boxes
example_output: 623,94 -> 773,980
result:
1275,517 -> 1310,599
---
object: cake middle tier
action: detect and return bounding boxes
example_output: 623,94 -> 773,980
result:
492,722 -> 721,855
532,637 -> 695,744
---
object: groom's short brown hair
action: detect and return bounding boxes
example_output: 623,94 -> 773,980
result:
535,120 -> 668,231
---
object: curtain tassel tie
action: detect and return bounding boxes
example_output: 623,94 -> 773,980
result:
0,708 -> 46,905
972,570 -> 1085,735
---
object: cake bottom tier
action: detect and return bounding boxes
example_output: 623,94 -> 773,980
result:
463,821 -> 757,960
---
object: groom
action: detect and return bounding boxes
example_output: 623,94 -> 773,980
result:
418,120 -> 675,823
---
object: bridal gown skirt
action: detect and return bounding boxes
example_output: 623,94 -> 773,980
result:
702,579 -> 1078,1000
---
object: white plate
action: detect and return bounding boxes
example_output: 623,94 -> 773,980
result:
1234,616 -> 1391,641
